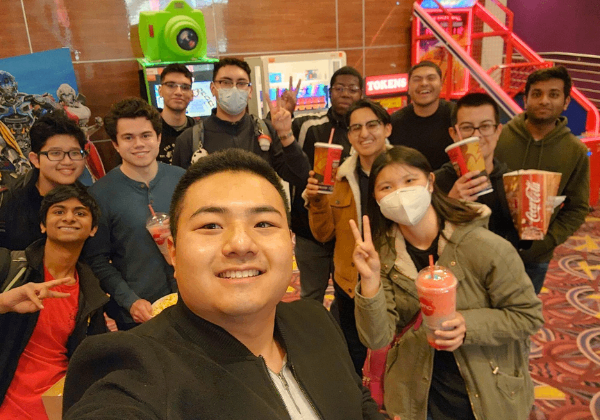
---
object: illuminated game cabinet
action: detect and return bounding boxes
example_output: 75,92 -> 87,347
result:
412,0 -> 479,99
364,73 -> 409,114
137,0 -> 218,118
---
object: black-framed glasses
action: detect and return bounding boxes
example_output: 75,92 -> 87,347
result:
348,119 -> 382,136
457,122 -> 498,137
39,149 -> 87,161
161,82 -> 192,92
214,80 -> 252,90
331,84 -> 362,95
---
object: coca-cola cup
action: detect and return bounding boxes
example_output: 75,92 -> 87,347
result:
146,212 -> 172,265
445,136 -> 492,196
415,265 -> 458,350
313,142 -> 343,194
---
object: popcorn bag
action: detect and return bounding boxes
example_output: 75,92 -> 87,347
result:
503,170 -> 562,240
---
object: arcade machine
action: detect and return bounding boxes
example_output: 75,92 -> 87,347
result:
137,0 -> 217,119
363,73 -> 409,114
245,52 -> 346,119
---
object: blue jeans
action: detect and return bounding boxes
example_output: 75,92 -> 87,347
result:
524,262 -> 550,294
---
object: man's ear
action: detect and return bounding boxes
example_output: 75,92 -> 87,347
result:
158,85 -> 163,98
89,225 -> 98,237
40,222 -> 46,234
29,151 -> 40,169
167,235 -> 176,274
563,96 -> 571,112
449,126 -> 459,143
210,82 -> 218,98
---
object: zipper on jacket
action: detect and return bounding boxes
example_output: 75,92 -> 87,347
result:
259,355 -> 292,420
275,368 -> 303,414
289,363 -> 324,420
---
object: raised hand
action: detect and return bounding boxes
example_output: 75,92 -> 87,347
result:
448,170 -> 491,201
349,215 -> 381,297
265,88 -> 293,145
279,76 -> 302,114
0,278 -> 72,314
305,170 -> 323,200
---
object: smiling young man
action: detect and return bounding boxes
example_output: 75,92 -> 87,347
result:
156,63 -> 196,164
388,61 -> 454,170
434,93 -> 519,248
62,149 -> 383,420
494,66 -> 589,293
172,58 -> 309,190
0,184 -> 107,420
0,111 -> 87,250
305,99 -> 391,376
83,98 -> 185,330
292,66 -> 363,304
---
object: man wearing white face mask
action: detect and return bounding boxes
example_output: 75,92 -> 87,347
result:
172,58 -> 310,189
305,99 -> 391,376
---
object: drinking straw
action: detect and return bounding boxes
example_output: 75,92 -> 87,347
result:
454,125 -> 463,141
328,127 -> 335,144
148,204 -> 156,217
429,254 -> 435,279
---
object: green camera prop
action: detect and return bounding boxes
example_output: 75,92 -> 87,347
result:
139,1 -> 208,62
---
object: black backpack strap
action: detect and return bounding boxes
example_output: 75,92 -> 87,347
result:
1,250 -> 28,293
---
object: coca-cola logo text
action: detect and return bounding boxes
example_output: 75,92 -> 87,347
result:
525,180 -> 541,223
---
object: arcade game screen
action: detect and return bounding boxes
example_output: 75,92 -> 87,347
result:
140,62 -> 215,118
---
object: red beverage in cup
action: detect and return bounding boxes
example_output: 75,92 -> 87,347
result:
313,142 -> 343,194
146,212 -> 172,265
415,265 -> 457,350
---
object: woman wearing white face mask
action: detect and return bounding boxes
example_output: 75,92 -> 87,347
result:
350,146 -> 544,420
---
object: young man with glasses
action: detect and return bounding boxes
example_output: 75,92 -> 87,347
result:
435,92 -> 520,249
83,98 -> 185,330
389,61 -> 454,170
305,99 -> 390,376
291,66 -> 363,305
172,57 -> 309,191
0,111 -> 87,250
156,63 -> 196,164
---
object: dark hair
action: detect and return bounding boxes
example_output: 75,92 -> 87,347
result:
39,184 -> 101,228
104,97 -> 162,143
367,146 -> 480,243
525,66 -> 572,98
408,61 -> 442,80
213,58 -> 251,81
451,92 -> 500,126
160,63 -> 193,84
29,110 -> 86,154
346,98 -> 391,127
169,149 -> 290,244
330,66 -> 364,91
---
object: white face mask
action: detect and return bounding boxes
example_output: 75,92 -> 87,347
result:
377,182 -> 431,226
217,87 -> 249,115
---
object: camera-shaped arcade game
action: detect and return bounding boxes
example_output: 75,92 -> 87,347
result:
139,1 -> 207,62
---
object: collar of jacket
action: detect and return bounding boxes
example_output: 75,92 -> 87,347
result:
378,203 -> 491,287
327,107 -> 348,129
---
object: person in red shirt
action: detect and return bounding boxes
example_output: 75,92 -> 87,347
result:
0,184 -> 108,420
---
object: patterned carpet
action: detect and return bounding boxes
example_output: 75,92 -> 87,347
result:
284,206 -> 600,420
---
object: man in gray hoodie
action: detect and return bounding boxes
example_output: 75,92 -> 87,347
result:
495,66 -> 589,293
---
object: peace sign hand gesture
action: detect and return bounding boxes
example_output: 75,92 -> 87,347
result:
349,215 -> 381,298
265,91 -> 293,145
279,76 -> 302,114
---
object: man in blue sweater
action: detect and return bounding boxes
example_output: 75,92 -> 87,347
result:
84,98 -> 185,330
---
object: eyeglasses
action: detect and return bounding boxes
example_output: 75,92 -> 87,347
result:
457,122 -> 499,137
214,80 -> 252,90
161,82 -> 192,92
39,149 -> 87,161
331,84 -> 362,95
348,119 -> 382,136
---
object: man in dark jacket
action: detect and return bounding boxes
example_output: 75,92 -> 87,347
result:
292,66 -> 363,303
495,66 -> 590,293
435,92 -> 519,248
63,149 -> 383,420
155,63 -> 196,164
0,184 -> 108,419
0,111 -> 88,250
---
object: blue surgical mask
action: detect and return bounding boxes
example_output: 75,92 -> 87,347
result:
217,87 -> 249,115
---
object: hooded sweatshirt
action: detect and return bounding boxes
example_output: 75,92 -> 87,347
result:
495,113 -> 589,263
